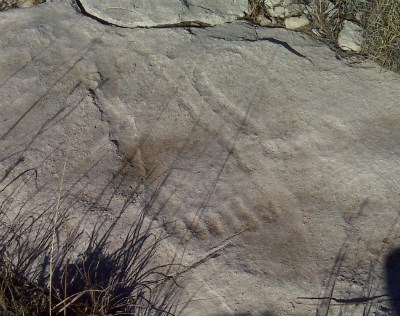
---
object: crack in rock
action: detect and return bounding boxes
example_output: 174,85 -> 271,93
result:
208,33 -> 312,63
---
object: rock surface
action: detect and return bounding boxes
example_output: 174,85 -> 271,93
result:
1,1 -> 400,315
284,15 -> 309,30
77,0 -> 248,27
338,20 -> 364,52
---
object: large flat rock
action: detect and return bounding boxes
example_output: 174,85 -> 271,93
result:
1,1 -> 400,315
77,0 -> 248,27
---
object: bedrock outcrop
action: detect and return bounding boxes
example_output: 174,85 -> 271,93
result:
1,1 -> 400,315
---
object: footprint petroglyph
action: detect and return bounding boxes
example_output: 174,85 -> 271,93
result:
82,63 -> 310,277
144,142 -> 290,242
122,68 -> 306,247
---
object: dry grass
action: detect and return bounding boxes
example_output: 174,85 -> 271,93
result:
362,0 -> 400,71
0,0 -> 45,11
301,0 -> 400,71
244,0 -> 266,22
0,149 -> 242,315
0,164 -> 184,315
247,0 -> 400,72
303,0 -> 345,41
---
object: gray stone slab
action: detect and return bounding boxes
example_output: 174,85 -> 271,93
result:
1,2 -> 400,315
77,0 -> 249,27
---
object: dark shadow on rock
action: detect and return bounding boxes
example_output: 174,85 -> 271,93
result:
0,157 -> 187,315
385,248 -> 400,316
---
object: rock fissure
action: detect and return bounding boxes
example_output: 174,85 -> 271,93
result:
89,89 -> 104,121
208,33 -> 312,63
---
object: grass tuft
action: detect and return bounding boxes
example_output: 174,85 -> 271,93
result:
0,0 -> 45,11
0,163 -> 184,315
247,0 -> 400,72
301,0 -> 400,71
362,0 -> 400,71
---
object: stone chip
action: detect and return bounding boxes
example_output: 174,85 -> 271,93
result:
338,20 -> 364,52
284,15 -> 310,30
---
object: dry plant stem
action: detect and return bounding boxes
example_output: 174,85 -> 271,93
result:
49,144 -> 70,316
0,154 -> 183,314
247,0 -> 264,21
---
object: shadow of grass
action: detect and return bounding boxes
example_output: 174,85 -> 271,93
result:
385,248 -> 400,316
0,162 -> 185,315
297,199 -> 399,316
